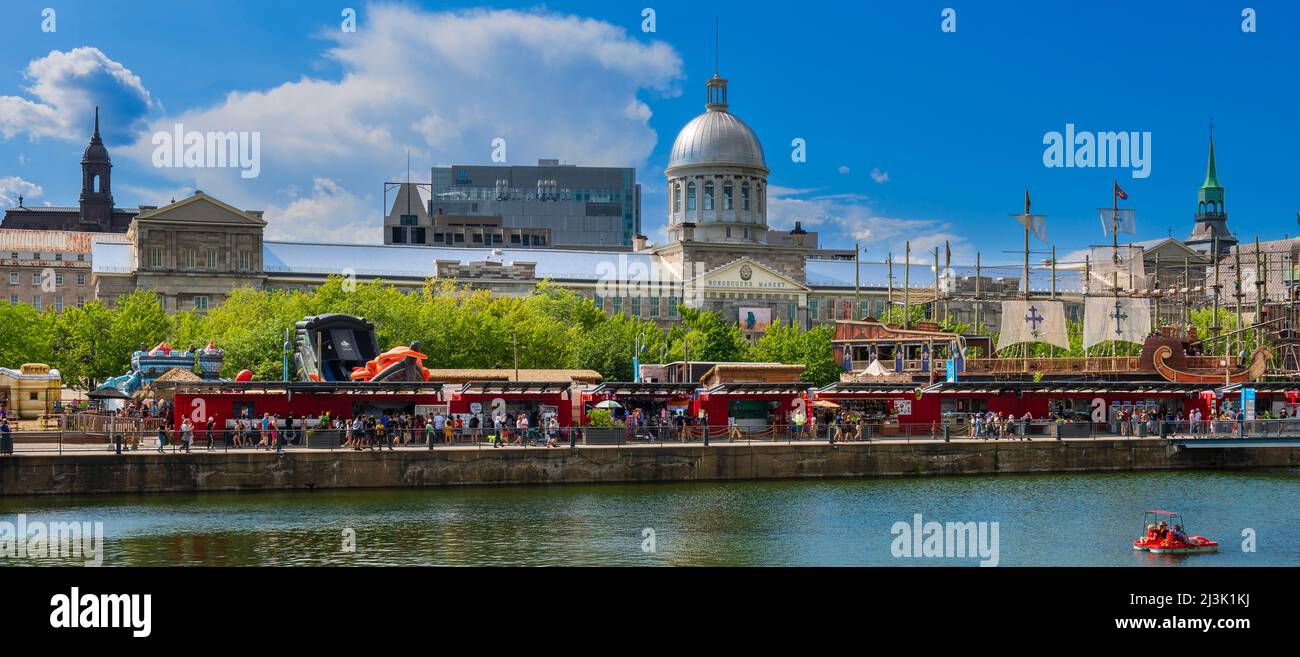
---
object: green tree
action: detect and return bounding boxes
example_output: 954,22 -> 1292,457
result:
0,303 -> 54,367
748,320 -> 840,386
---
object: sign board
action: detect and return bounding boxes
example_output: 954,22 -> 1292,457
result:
739,307 -> 772,332
415,404 -> 448,418
1241,388 -> 1256,421
894,399 -> 912,416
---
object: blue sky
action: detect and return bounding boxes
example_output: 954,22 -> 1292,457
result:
1,0 -> 1297,266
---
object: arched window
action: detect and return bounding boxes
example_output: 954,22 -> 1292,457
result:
92,175 -> 100,193
1199,202 -> 1205,215
723,182 -> 733,210
703,181 -> 715,211
756,183 -> 763,215
686,182 -> 696,212
741,182 -> 750,211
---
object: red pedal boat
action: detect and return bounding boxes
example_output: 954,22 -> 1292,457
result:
1133,510 -> 1219,555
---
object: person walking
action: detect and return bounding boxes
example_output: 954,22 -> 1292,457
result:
180,418 -> 193,452
156,423 -> 168,453
205,416 -> 216,450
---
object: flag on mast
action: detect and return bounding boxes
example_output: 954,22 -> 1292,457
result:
1014,189 -> 1048,242
1100,182 -> 1136,235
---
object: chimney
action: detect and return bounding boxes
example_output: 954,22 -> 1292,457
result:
790,221 -> 808,248
632,234 -> 648,251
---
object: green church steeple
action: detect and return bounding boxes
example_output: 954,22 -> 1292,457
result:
1185,119 -> 1236,260
1201,135 -> 1222,190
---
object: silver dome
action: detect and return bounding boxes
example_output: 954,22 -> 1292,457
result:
667,109 -> 767,172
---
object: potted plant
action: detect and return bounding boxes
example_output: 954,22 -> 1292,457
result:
585,409 -> 627,445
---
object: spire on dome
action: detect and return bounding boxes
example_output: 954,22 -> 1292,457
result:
94,106 -> 100,140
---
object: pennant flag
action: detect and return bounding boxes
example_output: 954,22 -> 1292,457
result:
996,300 -> 1069,351
1083,296 -> 1152,349
1114,181 -> 1128,201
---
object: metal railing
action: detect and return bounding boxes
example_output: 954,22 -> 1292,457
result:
4,419 -> 1298,455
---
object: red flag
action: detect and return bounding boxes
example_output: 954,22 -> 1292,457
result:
1113,181 -> 1128,201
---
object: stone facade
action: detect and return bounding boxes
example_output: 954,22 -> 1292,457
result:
94,192 -> 267,313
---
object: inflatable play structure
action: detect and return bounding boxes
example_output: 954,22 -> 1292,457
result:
293,314 -> 381,382
98,342 -> 225,397
349,345 -> 433,382
293,314 -> 432,382
0,363 -> 62,420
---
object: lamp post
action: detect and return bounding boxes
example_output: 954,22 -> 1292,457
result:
633,331 -> 647,382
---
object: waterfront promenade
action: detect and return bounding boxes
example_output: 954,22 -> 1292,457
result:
2,431 -> 1296,497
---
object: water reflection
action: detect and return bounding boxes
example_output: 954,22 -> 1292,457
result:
2,470 -> 1296,566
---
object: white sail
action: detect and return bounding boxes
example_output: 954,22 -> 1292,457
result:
996,300 -> 1069,351
1084,296 -> 1152,348
1088,245 -> 1147,291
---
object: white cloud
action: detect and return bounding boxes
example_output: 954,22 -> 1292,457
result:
0,176 -> 42,207
767,184 -> 968,260
870,168 -> 889,184
119,6 -> 684,243
262,178 -> 375,244
0,47 -> 156,143
837,165 -> 850,174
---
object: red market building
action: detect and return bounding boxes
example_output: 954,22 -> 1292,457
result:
164,381 -> 445,430
693,381 -> 811,430
812,380 -> 1297,435
582,382 -> 700,424
447,381 -> 580,427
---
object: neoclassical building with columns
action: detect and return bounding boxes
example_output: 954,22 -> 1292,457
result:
91,71 -> 1037,334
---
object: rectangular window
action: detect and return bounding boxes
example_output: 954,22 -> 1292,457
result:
55,272 -> 64,286
725,227 -> 732,238
433,233 -> 444,243
8,273 -> 16,285
182,250 -> 195,268
76,273 -> 86,286
207,249 -> 217,268
193,296 -> 209,311
9,295 -> 17,306
400,214 -> 418,227
723,184 -> 733,210
631,297 -> 641,316
809,298 -> 819,320
149,248 -> 162,268
55,295 -> 63,312
413,227 -> 426,244
77,296 -> 84,308
668,296 -> 679,317
239,252 -> 251,270
788,303 -> 796,325
55,253 -> 63,262
391,227 -> 406,244
32,295 -> 41,310
648,296 -> 660,317
593,295 -> 603,311
612,296 -> 623,315
31,273 -> 40,285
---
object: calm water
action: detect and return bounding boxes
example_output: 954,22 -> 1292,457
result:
2,470 -> 1297,566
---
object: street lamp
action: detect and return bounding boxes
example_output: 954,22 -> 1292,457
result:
633,331 -> 647,382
